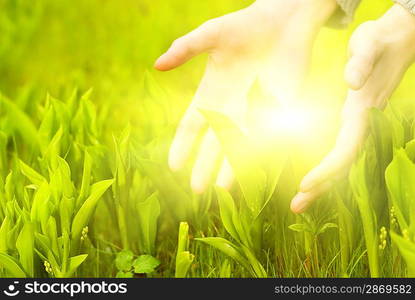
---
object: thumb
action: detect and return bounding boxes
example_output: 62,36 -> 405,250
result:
154,19 -> 220,71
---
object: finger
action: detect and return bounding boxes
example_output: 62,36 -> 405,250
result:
216,158 -> 234,190
154,19 -> 220,71
345,53 -> 378,90
300,96 -> 368,192
191,129 -> 222,194
345,27 -> 379,90
291,181 -> 332,214
168,108 -> 206,171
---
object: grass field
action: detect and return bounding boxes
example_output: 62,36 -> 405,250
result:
1,0 -> 415,278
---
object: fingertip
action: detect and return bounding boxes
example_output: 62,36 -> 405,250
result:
168,150 -> 183,172
216,160 -> 234,190
290,193 -> 307,214
216,177 -> 233,191
345,68 -> 364,90
190,174 -> 207,195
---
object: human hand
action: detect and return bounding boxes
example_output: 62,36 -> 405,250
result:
291,3 -> 415,213
155,0 -> 337,193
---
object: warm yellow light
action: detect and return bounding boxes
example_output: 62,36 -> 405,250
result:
254,105 -> 324,139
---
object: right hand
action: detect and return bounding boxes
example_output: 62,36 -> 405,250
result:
291,3 -> 415,214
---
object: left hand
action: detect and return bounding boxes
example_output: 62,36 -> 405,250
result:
291,3 -> 415,213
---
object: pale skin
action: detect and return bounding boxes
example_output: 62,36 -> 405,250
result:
155,1 -> 415,213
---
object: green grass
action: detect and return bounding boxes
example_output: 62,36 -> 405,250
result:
0,0 -> 415,278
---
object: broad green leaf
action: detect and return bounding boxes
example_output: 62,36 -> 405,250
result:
19,160 -> 46,187
177,222 -> 189,254
175,251 -> 194,278
391,232 -> 415,277
369,108 -> 394,176
0,217 -> 10,252
115,250 -> 134,272
385,149 -> 415,230
349,153 -> 379,277
219,259 -> 231,278
133,255 -> 160,274
116,271 -> 134,278
317,223 -> 338,235
288,223 -> 308,233
43,127 -> 63,163
60,196 -> 74,234
0,94 -> 40,151
77,150 -> 92,207
240,245 -> 267,278
46,217 -> 59,258
71,179 -> 114,242
16,223 -> 35,277
136,193 -> 160,255
0,253 -> 27,277
195,237 -> 251,271
405,139 -> 415,162
138,159 -> 189,220
65,254 -> 88,277
30,182 -> 50,223
215,187 -> 239,242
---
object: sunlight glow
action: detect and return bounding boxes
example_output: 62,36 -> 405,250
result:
254,105 -> 324,138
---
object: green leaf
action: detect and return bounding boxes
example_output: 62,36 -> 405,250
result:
317,223 -> 338,235
115,250 -> 134,272
0,217 -> 11,252
71,179 -> 114,243
201,110 -> 267,218
19,160 -> 46,187
195,237 -> 251,272
65,254 -> 88,277
177,222 -> 189,254
240,245 -> 267,278
405,139 -> 415,162
0,94 -> 40,151
16,223 -> 35,277
391,232 -> 415,277
385,149 -> 415,230
116,271 -> 134,278
77,150 -> 92,207
0,253 -> 27,277
349,153 -> 379,277
138,159 -> 190,220
288,223 -> 307,233
133,255 -> 160,274
30,182 -> 50,223
136,193 -> 160,255
175,251 -> 194,278
215,187 -> 239,242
